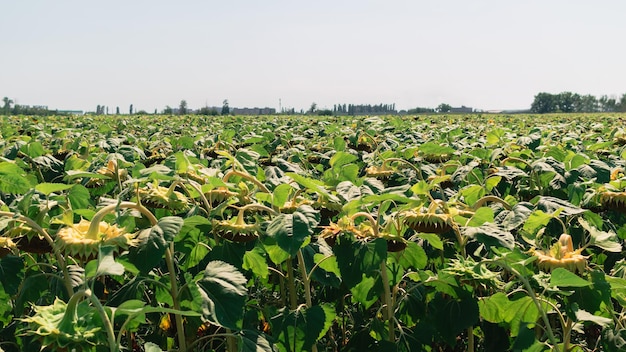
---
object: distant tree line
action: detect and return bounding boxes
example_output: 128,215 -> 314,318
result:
332,103 -> 397,115
530,92 -> 626,113
2,97 -> 65,116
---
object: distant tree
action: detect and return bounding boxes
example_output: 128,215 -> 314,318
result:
599,95 -> 617,112
198,106 -> 219,116
436,103 -> 452,113
2,97 -> 13,114
96,105 -> 101,114
575,94 -> 598,112
408,107 -> 436,114
179,100 -> 188,115
129,104 -> 133,115
317,109 -> 333,116
221,99 -> 230,115
116,106 -> 120,115
163,106 -> 173,114
309,102 -> 317,114
555,92 -> 578,113
106,106 -> 109,114
619,93 -> 626,112
530,93 -> 557,113
154,109 -> 158,114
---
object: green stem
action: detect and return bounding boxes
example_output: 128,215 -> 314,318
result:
86,202 -> 188,350
380,260 -> 394,342
382,157 -> 424,181
497,260 -> 560,351
350,212 -> 379,236
563,317 -> 572,352
86,289 -> 118,352
87,201 -> 157,238
223,170 -> 271,194
297,251 -> 313,308
165,244 -> 187,352
467,326 -> 474,352
0,211 -> 73,297
471,195 -> 512,211
286,258 -> 298,310
297,249 -> 319,352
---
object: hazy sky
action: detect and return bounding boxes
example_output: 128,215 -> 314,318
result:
2,1 -> 625,112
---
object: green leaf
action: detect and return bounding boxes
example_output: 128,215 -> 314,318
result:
460,184 -> 485,206
95,245 -> 125,277
173,151 -> 190,173
486,128 -> 505,145
196,260 -> 248,330
479,292 -> 509,323
0,255 -> 24,295
419,142 -> 455,155
144,342 -> 164,352
416,232 -> 444,250
579,218 -> 622,252
128,216 -> 184,274
479,292 -> 542,337
21,141 -> 45,158
398,241 -> 427,270
243,247 -> 269,280
574,309 -> 612,326
334,236 -> 386,288
274,303 -> 336,351
550,268 -> 591,287
0,162 -> 32,194
314,253 -> 340,277
329,151 -> 358,168
35,182 -> 74,195
463,224 -> 514,249
467,207 -> 494,227
239,329 -> 274,352
273,183 -> 293,208
485,175 -> 502,192
266,205 -> 319,257
350,275 -> 379,309
68,184 -> 91,210
333,136 -> 346,152
410,180 -> 430,196
522,210 -> 553,241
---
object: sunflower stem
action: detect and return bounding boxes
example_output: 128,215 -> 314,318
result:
223,170 -> 271,194
86,288 -> 118,352
380,259 -> 395,342
350,212 -> 379,236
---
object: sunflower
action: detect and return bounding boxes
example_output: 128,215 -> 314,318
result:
532,234 -> 587,274
55,219 -> 137,261
138,182 -> 189,212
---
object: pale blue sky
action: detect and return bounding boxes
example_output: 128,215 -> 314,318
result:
2,1 -> 625,112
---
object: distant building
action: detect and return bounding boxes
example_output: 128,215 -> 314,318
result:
450,105 -> 473,113
231,107 -> 276,115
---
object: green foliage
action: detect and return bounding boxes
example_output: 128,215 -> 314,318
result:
1,112 -> 626,351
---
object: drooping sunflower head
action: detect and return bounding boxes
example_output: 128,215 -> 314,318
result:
55,219 -> 137,261
85,159 -> 128,189
600,191 -> 626,213
403,210 -> 452,234
318,216 -> 359,246
205,187 -> 238,206
0,237 -> 18,257
365,165 -> 396,179
138,183 -> 189,212
212,219 -> 260,243
532,233 -> 587,274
